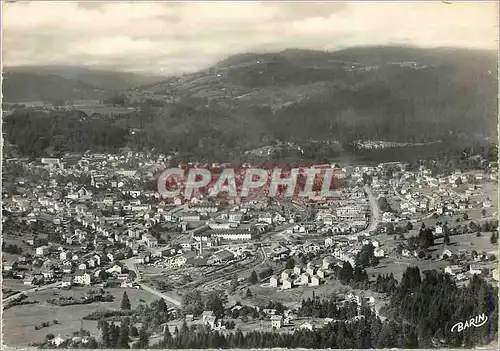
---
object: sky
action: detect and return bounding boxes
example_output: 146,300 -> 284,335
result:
2,1 -> 498,75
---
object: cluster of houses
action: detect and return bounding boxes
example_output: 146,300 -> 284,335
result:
2,152 -> 316,288
13,239 -> 139,288
269,262 -> 326,290
444,262 -> 499,282
178,292 -> 378,333
4,152 -> 495,304
394,167 -> 495,217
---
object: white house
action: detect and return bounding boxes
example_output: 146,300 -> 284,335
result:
469,265 -> 482,275
270,315 -> 283,329
35,246 -> 49,257
374,248 -> 385,258
51,335 -> 67,347
269,276 -> 279,288
74,272 -> 91,286
324,237 -> 335,247
282,278 -> 293,290
444,265 -> 462,276
322,257 -> 333,270
300,322 -> 314,331
441,249 -> 453,260
306,265 -> 315,276
142,233 -> 158,248
281,269 -> 292,280
61,276 -> 73,287
293,266 -> 302,276
311,275 -> 321,286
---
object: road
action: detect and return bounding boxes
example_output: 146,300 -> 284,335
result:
122,257 -> 182,307
363,185 -> 381,234
136,283 -> 181,307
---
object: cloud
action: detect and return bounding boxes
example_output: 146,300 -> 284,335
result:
2,1 -> 498,74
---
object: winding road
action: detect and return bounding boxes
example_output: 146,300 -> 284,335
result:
122,257 -> 182,307
364,185 -> 381,234
136,283 -> 181,307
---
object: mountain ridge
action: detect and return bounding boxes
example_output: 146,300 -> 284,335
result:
3,46 -> 497,161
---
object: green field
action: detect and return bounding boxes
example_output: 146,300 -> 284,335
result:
2,287 -> 160,347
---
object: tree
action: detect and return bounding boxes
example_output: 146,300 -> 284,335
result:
301,254 -> 308,265
157,298 -> 167,312
245,288 -> 252,298
121,291 -> 131,310
205,290 -> 228,319
110,323 -> 120,348
161,324 -> 172,347
248,270 -> 258,285
356,243 -> 375,267
491,232 -> 498,244
405,222 -> 413,231
137,326 -> 149,349
130,326 -> 138,338
378,197 -> 392,212
87,338 -> 99,349
229,274 -> 238,293
119,318 -> 130,348
181,290 -> 204,317
285,258 -> 295,269
463,213 -> 469,221
98,320 -> 110,348
469,221 -> 478,233
370,256 -> 380,267
443,226 -> 450,245
482,209 -> 487,217
418,229 -> 430,249
339,261 -> 354,284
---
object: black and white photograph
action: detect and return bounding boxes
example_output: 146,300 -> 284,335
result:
1,1 -> 499,349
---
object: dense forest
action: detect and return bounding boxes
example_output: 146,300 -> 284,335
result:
4,110 -> 129,157
387,267 -> 498,348
4,102 -> 497,166
3,47 -> 497,164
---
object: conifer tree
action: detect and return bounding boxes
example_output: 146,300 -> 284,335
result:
119,318 -> 130,348
121,291 -> 131,310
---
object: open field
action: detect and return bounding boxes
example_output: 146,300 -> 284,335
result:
2,234 -> 35,251
435,233 -> 499,255
2,278 -> 33,292
239,277 -> 352,309
2,287 -> 161,347
366,259 -> 449,281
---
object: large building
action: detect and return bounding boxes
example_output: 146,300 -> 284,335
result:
142,233 -> 158,248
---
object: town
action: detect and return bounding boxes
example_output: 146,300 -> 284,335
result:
2,149 -> 498,348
